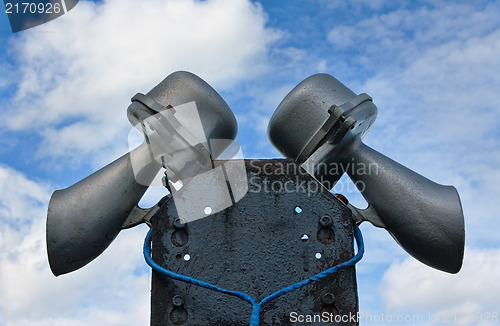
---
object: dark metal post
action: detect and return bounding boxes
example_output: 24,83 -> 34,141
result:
150,159 -> 358,325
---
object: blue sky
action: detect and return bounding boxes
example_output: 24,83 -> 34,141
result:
1,0 -> 499,325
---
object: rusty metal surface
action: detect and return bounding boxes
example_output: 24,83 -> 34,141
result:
151,159 -> 358,325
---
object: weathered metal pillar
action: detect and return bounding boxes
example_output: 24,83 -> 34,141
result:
150,159 -> 358,325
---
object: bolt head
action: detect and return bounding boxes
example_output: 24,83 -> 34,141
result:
319,215 -> 333,227
172,295 -> 185,306
174,218 -> 186,229
322,293 -> 336,305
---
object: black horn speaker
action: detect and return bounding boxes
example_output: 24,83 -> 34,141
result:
47,71 -> 238,276
268,73 -> 465,273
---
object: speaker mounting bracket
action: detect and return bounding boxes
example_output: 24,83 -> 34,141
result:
348,204 -> 386,228
296,93 -> 377,164
149,159 -> 359,325
121,204 -> 161,229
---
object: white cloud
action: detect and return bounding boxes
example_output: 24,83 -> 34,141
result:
327,3 -> 500,146
1,0 -> 280,166
327,3 -> 500,63
382,247 -> 500,325
318,0 -> 392,12
0,164 -> 49,223
0,164 -> 151,325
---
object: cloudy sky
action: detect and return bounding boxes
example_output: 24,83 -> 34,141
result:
1,0 -> 499,325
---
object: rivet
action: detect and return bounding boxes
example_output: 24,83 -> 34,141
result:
174,218 -> 186,229
172,295 -> 185,307
319,215 -> 333,227
322,293 -> 336,305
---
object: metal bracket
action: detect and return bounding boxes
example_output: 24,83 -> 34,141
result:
348,204 -> 386,228
150,159 -> 358,325
121,204 -> 159,229
296,93 -> 374,164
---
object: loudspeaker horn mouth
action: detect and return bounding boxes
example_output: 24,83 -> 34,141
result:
267,73 -> 465,274
46,71 -> 239,275
335,140 -> 465,274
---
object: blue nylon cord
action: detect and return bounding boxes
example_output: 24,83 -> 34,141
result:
144,224 -> 364,326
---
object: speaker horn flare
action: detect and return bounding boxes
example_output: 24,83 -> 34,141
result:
268,73 -> 465,273
47,71 -> 238,276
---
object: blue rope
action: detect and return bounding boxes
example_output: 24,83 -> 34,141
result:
144,224 -> 364,326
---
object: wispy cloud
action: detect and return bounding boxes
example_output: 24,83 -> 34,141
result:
0,164 -> 151,325
382,247 -> 500,325
1,0 -> 280,167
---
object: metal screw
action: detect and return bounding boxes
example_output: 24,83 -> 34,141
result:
174,218 -> 186,229
172,295 -> 185,307
322,293 -> 336,305
319,215 -> 333,227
